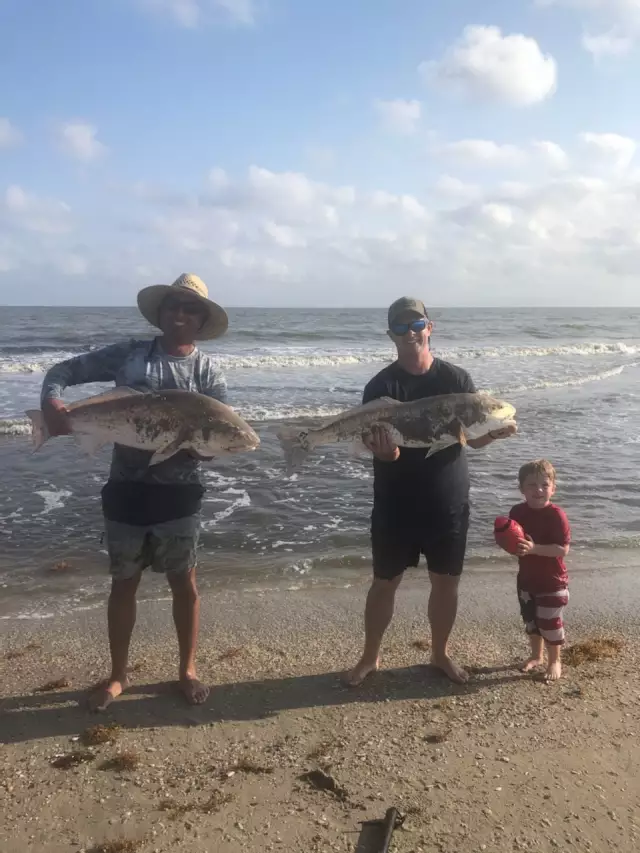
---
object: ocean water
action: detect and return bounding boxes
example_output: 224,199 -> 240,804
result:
1,306 -> 640,619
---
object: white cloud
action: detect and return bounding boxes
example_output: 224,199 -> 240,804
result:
481,203 -> 514,227
370,190 -> 428,219
58,121 -> 108,163
421,25 -> 557,106
8,142 -> 640,305
434,175 -> 481,205
582,30 -> 634,58
0,118 -> 22,149
263,221 -> 307,248
435,139 -> 526,168
141,0 -> 256,27
580,132 -> 637,170
206,165 -> 356,224
540,1 -> 640,57
374,99 -> 422,135
433,138 -> 570,172
532,140 -> 570,170
2,185 -> 72,234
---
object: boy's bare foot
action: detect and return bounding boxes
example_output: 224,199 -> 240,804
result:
520,657 -> 544,673
86,677 -> 130,712
431,654 -> 469,684
342,657 -> 379,687
545,661 -> 562,682
179,675 -> 210,705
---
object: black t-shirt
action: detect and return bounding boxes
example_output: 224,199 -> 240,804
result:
363,358 -> 476,521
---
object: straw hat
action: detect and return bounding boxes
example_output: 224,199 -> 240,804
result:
137,273 -> 228,340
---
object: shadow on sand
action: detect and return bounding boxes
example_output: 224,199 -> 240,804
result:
0,663 -> 525,746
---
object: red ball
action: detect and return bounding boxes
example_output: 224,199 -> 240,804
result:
494,516 -> 526,555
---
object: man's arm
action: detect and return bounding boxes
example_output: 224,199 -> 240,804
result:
467,425 -> 517,449
40,342 -> 135,435
41,342 -> 135,403
459,370 -> 517,449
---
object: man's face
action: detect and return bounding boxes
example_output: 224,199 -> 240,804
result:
158,294 -> 208,342
387,310 -> 432,355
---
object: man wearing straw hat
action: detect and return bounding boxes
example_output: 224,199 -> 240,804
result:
40,274 -> 228,710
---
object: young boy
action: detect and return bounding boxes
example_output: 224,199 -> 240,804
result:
509,460 -> 571,681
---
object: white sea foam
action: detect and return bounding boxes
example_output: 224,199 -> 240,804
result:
2,341 -> 639,376
35,489 -> 72,515
202,488 -> 251,528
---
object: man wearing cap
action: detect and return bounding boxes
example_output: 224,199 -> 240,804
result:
345,297 -> 515,686
40,273 -> 228,710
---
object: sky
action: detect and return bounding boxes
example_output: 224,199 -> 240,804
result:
2,0 -> 640,307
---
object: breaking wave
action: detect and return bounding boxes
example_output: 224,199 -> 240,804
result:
1,340 -> 639,376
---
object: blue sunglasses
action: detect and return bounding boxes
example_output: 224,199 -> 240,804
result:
390,318 -> 428,336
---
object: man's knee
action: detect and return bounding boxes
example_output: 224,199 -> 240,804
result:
168,568 -> 199,602
428,571 -> 460,594
370,573 -> 403,594
110,573 -> 142,599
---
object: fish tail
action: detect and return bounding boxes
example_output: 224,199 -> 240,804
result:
25,409 -> 49,451
276,426 -> 313,472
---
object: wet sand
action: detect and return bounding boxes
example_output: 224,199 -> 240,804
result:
1,568 -> 640,852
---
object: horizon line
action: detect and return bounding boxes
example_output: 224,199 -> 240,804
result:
3,304 -> 640,310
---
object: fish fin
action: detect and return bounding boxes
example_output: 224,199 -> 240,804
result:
73,430 -> 107,456
148,436 -> 187,467
349,437 -> 371,459
25,410 -> 49,451
66,386 -> 142,412
275,425 -> 312,472
425,436 -> 457,458
361,396 -> 402,411
450,418 -> 467,447
328,397 -> 401,421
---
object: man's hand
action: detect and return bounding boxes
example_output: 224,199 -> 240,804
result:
41,398 -> 72,437
516,535 -> 536,557
363,425 -> 400,462
489,424 -> 517,440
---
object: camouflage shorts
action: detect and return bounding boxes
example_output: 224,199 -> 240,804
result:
104,514 -> 200,580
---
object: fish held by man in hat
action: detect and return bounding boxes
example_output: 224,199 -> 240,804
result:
27,274 -> 260,465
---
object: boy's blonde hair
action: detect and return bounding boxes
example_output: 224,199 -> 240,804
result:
518,459 -> 557,488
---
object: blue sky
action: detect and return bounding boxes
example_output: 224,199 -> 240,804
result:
2,0 -> 640,306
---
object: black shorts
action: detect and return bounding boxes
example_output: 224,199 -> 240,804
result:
371,503 -> 470,580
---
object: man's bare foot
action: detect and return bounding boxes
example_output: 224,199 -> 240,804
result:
431,655 -> 469,684
86,677 -> 129,712
179,675 -> 210,705
520,657 -> 544,673
342,658 -> 379,687
545,661 -> 562,682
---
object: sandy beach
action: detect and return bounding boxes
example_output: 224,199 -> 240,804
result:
1,566 -> 639,853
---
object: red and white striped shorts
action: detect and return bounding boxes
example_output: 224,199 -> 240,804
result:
518,587 -> 570,646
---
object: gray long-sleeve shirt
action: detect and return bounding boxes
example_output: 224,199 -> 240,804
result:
41,338 -> 227,486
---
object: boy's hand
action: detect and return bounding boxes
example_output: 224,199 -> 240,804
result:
516,535 -> 536,557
